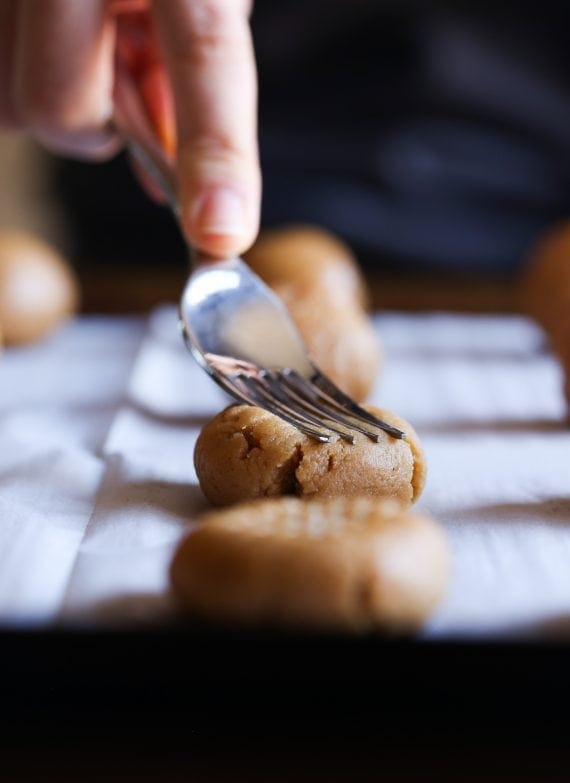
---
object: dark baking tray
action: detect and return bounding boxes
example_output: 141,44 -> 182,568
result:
2,624 -> 570,744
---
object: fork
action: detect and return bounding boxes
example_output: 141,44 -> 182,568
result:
114,77 -> 405,445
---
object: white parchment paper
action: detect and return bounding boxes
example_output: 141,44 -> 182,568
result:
2,307 -> 569,636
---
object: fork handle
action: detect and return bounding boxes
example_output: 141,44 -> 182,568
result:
114,69 -> 213,272
113,56 -> 179,207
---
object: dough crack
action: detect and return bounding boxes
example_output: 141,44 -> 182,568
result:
195,404 -> 426,507
239,425 -> 262,457
291,443 -> 305,496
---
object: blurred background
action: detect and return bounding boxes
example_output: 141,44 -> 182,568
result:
1,0 -> 569,313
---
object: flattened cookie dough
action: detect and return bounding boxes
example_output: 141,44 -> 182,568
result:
194,404 -> 426,508
170,497 -> 448,631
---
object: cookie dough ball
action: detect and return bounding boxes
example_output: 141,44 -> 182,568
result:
554,318 -> 570,406
274,289 -> 380,402
246,225 -> 381,400
520,221 -> 570,406
520,222 -> 570,336
0,232 -> 79,345
194,404 -> 426,508
557,318 -> 570,396
170,496 -> 449,631
245,224 -> 368,309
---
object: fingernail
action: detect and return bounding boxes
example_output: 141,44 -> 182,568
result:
193,188 -> 246,237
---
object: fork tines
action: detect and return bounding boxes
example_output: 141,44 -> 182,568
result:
218,362 -> 406,444
278,368 -> 406,441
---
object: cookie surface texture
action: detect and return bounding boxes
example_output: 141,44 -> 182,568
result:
194,404 -> 426,508
245,224 -> 381,400
170,496 -> 448,631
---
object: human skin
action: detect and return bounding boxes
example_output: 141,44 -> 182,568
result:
0,0 -> 260,258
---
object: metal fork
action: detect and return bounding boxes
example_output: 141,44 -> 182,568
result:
114,77 -> 405,444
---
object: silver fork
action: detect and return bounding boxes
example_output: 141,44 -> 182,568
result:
114,79 -> 405,444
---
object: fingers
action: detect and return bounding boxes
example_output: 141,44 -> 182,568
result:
108,0 -> 147,11
151,0 -> 260,257
13,0 -> 121,159
114,10 -> 176,157
0,1 -> 20,129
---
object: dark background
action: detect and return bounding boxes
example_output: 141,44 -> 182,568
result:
3,627 -> 570,780
52,0 -> 570,279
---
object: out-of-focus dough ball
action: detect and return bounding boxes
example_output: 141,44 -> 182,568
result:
170,496 -> 449,631
194,404 -> 426,509
245,225 -> 381,400
245,224 -> 368,309
0,231 -> 79,345
519,221 -> 570,406
275,290 -> 381,402
555,315 -> 570,406
520,221 -> 570,343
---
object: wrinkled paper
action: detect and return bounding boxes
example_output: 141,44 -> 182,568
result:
1,307 -> 569,636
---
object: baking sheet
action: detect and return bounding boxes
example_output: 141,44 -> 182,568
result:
1,307 -> 568,636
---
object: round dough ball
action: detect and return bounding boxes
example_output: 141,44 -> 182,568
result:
245,224 -> 368,309
170,496 -> 449,631
519,221 -> 570,407
519,220 -> 570,344
0,232 -> 79,345
246,226 -> 382,400
194,404 -> 426,508
275,287 -> 381,401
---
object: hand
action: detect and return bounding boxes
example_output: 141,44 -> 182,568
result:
0,0 -> 260,257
